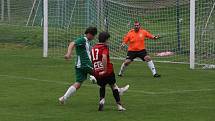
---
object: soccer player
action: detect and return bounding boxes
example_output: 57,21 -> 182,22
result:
118,21 -> 161,77
58,27 -> 128,105
91,32 -> 128,111
58,27 -> 98,104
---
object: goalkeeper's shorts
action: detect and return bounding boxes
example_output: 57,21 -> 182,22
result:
126,49 -> 148,61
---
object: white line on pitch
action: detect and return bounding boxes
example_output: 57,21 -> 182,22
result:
0,74 -> 214,95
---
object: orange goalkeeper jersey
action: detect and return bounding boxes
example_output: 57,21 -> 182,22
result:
123,28 -> 154,51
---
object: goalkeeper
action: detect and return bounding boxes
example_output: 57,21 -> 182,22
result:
118,21 -> 161,77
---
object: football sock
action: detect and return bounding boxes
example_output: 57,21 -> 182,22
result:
63,85 -> 76,100
100,86 -> 106,99
99,98 -> 105,105
147,60 -> 157,75
112,89 -> 120,103
119,63 -> 127,75
114,85 -> 120,92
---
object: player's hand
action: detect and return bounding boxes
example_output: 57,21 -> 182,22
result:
99,71 -> 106,76
64,53 -> 71,60
154,34 -> 160,39
120,43 -> 126,49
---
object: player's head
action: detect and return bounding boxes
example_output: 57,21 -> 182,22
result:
85,27 -> 97,40
134,21 -> 141,32
98,32 -> 110,43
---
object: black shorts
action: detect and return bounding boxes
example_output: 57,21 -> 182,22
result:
126,49 -> 148,61
96,73 -> 116,87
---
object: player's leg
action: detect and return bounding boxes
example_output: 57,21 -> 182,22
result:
115,84 -> 130,96
110,84 -> 126,111
59,82 -> 81,104
108,73 -> 126,111
118,51 -> 135,76
144,55 -> 161,77
138,50 -> 160,78
98,86 -> 106,111
118,59 -> 131,76
119,51 -> 138,76
58,68 -> 87,104
97,78 -> 107,111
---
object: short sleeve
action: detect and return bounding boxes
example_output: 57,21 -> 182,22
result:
74,38 -> 85,46
102,47 -> 109,55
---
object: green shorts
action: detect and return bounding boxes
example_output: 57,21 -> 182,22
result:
75,66 -> 93,83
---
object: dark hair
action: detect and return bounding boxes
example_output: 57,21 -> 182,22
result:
85,27 -> 97,36
134,21 -> 140,25
99,32 -> 110,43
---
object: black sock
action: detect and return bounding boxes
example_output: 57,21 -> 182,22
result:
99,86 -> 105,100
112,89 -> 121,104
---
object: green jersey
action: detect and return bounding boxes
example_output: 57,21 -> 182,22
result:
74,37 -> 92,69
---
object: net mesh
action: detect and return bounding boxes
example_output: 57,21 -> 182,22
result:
0,0 -> 42,46
0,0 -> 214,68
195,0 -> 215,69
95,0 -> 191,63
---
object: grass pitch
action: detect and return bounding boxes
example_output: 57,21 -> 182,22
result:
0,45 -> 214,121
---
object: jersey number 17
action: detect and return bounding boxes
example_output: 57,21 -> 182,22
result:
92,48 -> 103,70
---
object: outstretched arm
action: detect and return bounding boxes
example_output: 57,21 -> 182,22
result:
65,41 -> 75,60
145,30 -> 160,40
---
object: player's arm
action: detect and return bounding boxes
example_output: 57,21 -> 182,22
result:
99,54 -> 108,75
120,33 -> 130,48
65,41 -> 75,60
145,31 -> 160,40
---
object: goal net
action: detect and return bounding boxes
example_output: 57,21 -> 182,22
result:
0,0 -> 43,46
0,0 -> 214,69
47,0 -> 192,62
47,0 -> 191,62
195,0 -> 215,69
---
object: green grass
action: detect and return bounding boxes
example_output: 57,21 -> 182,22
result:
0,45 -> 215,121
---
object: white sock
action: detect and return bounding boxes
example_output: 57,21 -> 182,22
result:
147,60 -> 156,75
99,98 -> 105,105
119,63 -> 127,75
114,85 -> 120,90
63,86 -> 76,100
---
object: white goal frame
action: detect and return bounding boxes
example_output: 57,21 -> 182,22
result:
190,0 -> 195,69
43,0 -> 48,57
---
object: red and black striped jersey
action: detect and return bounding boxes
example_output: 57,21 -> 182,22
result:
91,43 -> 114,78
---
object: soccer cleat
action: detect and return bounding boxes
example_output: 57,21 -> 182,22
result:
98,98 -> 105,111
119,84 -> 129,96
98,104 -> 104,111
58,96 -> 66,105
153,74 -> 161,78
118,74 -> 123,77
117,104 -> 126,111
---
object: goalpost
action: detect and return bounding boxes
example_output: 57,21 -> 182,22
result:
43,0 -> 215,69
190,0 -> 195,69
1,0 -> 10,22
43,0 -> 48,57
